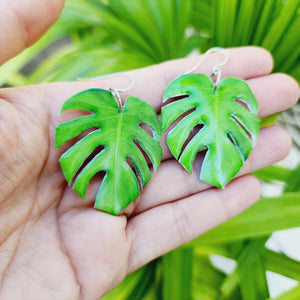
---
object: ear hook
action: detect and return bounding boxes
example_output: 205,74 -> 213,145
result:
77,72 -> 135,110
77,72 -> 135,93
184,47 -> 229,87
114,72 -> 135,93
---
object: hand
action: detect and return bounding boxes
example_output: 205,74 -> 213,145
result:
0,1 -> 299,299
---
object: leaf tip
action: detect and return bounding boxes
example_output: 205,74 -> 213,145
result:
54,125 -> 64,148
73,183 -> 86,199
60,103 -> 68,114
54,137 -> 62,149
200,172 -> 228,188
59,158 -> 73,186
162,95 -> 170,103
94,195 -> 121,216
180,160 -> 193,174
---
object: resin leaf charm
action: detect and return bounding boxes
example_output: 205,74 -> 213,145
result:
162,74 -> 260,187
55,89 -> 162,215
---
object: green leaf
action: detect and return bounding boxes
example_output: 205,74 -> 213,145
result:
252,0 -> 279,45
270,285 -> 300,300
218,163 -> 300,297
192,255 -> 242,300
102,261 -> 158,300
193,244 -> 231,257
260,112 -> 279,128
191,192 -> 300,244
284,163 -> 300,193
262,0 -> 300,52
96,0 -> 192,62
192,257 -> 227,300
263,249 -> 300,281
161,74 -> 260,187
55,88 -> 162,215
162,247 -> 193,300
273,13 -> 300,71
221,238 -> 268,297
126,260 -> 158,300
214,0 -> 239,47
239,255 -> 269,300
252,165 -> 292,182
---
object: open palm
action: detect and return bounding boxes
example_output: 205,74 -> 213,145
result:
0,1 -> 299,300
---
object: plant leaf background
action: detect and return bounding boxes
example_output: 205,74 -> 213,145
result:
1,0 -> 300,299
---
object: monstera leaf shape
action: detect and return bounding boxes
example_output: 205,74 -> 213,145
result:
55,89 -> 162,215
161,74 -> 260,188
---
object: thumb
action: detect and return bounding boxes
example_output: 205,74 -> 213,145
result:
0,0 -> 65,66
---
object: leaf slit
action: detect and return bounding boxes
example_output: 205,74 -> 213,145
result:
179,124 -> 205,158
167,107 -> 197,130
62,110 -> 94,117
231,114 -> 253,143
163,94 -> 190,106
226,132 -> 245,162
139,123 -> 154,138
134,140 -> 151,166
126,157 -> 143,191
234,98 -> 251,111
84,171 -> 106,201
72,145 -> 105,184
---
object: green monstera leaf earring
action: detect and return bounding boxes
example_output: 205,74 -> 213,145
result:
161,48 -> 260,188
55,75 -> 162,215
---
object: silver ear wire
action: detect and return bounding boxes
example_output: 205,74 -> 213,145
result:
109,87 -> 123,111
184,47 -> 229,88
77,72 -> 135,109
77,72 -> 135,93
114,72 -> 135,93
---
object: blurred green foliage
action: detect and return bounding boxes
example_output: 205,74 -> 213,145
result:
1,0 -> 300,86
1,0 -> 300,299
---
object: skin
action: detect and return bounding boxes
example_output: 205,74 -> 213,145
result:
0,0 -> 299,299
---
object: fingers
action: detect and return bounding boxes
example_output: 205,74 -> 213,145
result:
0,0 -> 65,66
44,46 -> 273,116
248,73 -> 299,118
59,208 -> 129,300
126,175 -> 261,273
133,125 -> 291,214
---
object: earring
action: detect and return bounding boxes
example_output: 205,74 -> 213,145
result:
161,47 -> 260,188
55,73 -> 162,215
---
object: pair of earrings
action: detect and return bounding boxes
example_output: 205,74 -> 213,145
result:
55,48 -> 260,215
